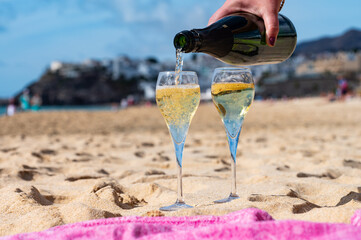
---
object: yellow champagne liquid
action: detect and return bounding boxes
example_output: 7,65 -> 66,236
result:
212,83 -> 255,138
156,85 -> 200,144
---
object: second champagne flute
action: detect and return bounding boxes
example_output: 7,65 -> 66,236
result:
156,71 -> 200,211
211,67 -> 255,203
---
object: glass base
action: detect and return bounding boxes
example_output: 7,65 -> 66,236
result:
214,193 -> 240,204
160,200 -> 193,211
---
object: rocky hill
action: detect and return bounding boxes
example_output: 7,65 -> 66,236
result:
17,59 -> 160,105
295,29 -> 361,55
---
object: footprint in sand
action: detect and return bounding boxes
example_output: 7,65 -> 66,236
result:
249,189 -> 322,214
213,159 -> 231,171
93,181 -> 146,209
248,194 -> 270,202
31,152 -> 53,162
145,170 -> 166,176
40,149 -> 57,155
76,152 -> 93,157
134,151 -> 146,158
18,170 -> 36,181
141,142 -> 155,147
72,158 -> 91,162
293,191 -> 361,213
255,137 -> 267,143
214,167 -> 231,172
335,191 -> 361,206
22,164 -> 37,170
31,152 -> 44,161
15,186 -> 53,206
97,169 -> 109,175
193,139 -> 202,145
218,159 -> 231,166
0,147 -> 18,153
276,165 -> 290,171
44,194 -> 75,204
296,169 -> 341,179
15,186 -> 74,205
152,152 -> 170,162
18,165 -> 60,180
65,175 -> 102,182
292,202 -> 321,214
249,188 -> 361,215
301,150 -> 317,158
343,159 -> 361,169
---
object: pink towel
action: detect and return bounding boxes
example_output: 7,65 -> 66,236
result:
351,209 -> 361,227
2,208 -> 361,240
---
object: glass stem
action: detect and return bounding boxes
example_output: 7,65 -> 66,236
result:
177,162 -> 184,203
173,141 -> 185,203
227,129 -> 241,197
231,156 -> 237,196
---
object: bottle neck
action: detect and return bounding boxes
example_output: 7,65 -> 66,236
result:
174,30 -> 201,53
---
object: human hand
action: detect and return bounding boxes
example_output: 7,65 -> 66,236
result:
209,0 -> 283,47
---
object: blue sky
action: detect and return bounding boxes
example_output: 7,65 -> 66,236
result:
0,0 -> 360,97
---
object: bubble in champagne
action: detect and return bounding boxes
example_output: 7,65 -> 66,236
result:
175,48 -> 183,85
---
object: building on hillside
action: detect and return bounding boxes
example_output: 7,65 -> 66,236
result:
139,82 -> 155,101
258,73 -> 338,99
296,52 -> 361,75
50,61 -> 63,72
49,61 -> 80,78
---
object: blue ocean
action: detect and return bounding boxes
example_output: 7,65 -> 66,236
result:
0,106 -> 6,116
0,105 -> 115,116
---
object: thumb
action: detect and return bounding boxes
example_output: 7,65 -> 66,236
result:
263,13 -> 279,47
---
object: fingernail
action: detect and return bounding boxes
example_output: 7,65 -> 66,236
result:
269,37 -> 275,46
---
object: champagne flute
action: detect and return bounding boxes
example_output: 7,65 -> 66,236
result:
211,67 -> 255,203
156,71 -> 200,211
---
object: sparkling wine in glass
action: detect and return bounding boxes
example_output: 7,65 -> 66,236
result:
156,71 -> 200,211
211,67 -> 255,203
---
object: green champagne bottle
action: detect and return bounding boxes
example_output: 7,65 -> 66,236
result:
174,13 -> 297,66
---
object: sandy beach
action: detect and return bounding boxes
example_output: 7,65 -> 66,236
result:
0,97 -> 360,236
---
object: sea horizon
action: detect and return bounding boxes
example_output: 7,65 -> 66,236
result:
0,105 -> 118,116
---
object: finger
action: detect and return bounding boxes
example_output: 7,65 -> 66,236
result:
263,12 -> 279,47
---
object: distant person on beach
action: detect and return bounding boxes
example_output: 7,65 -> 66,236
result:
209,0 -> 284,46
6,98 -> 16,116
31,93 -> 42,111
120,99 -> 128,109
19,89 -> 30,111
337,76 -> 348,100
127,95 -> 135,106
